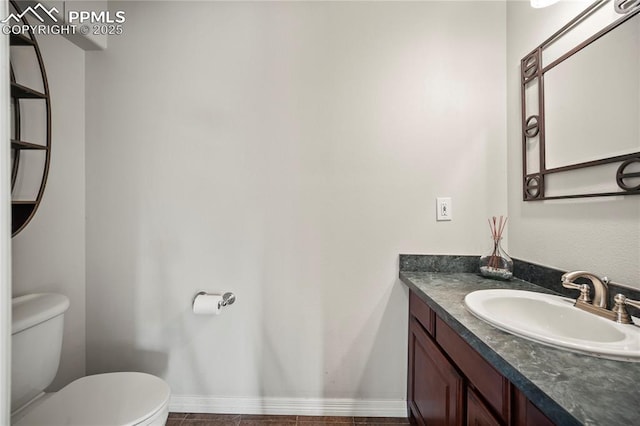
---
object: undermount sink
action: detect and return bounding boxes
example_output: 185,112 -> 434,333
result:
464,289 -> 640,362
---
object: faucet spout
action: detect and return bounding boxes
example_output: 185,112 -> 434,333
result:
561,271 -> 609,308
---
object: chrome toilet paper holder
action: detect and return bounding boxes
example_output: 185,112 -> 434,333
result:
193,291 -> 236,309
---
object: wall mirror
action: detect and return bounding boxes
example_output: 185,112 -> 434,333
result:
521,0 -> 640,200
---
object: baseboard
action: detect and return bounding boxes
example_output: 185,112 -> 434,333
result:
169,395 -> 408,417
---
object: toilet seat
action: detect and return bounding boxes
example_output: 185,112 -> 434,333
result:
14,372 -> 170,426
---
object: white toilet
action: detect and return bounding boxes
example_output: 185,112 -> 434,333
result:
11,293 -> 171,426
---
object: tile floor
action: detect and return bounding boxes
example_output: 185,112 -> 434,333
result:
167,413 -> 411,426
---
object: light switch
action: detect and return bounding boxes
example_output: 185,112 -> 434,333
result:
436,197 -> 452,221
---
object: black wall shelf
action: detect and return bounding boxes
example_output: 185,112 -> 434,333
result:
9,0 -> 52,237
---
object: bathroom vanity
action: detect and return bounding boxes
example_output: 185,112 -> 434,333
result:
400,256 -> 640,426
408,289 -> 552,426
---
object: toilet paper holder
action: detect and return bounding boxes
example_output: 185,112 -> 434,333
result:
193,291 -> 236,309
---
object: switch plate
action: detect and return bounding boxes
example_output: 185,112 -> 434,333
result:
436,197 -> 452,221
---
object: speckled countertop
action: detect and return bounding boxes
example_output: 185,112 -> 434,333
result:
400,271 -> 640,426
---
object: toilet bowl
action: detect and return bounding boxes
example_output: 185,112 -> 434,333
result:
11,293 -> 171,426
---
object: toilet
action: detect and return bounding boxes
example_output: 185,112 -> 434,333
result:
11,293 -> 171,426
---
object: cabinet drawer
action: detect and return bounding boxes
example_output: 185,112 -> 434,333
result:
436,316 -> 510,423
409,291 -> 434,336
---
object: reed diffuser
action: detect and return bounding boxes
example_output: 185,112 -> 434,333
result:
479,216 -> 513,280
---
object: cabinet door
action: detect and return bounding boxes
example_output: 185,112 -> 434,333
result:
436,317 -> 510,422
408,318 -> 464,426
513,388 -> 555,426
467,388 -> 501,426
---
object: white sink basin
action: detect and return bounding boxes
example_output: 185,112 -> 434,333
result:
464,289 -> 640,362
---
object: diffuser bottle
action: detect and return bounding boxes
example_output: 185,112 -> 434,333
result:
479,237 -> 513,280
480,216 -> 513,280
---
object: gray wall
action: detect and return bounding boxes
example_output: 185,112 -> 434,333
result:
85,1 -> 506,412
11,34 -> 86,389
506,1 -> 640,288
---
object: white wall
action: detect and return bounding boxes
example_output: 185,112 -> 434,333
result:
506,1 -> 640,287
11,33 -> 86,390
86,0 -> 506,413
1,0 -> 12,422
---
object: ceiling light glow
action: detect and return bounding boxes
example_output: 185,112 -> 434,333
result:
531,0 -> 560,8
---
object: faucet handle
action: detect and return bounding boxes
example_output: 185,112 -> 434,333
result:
611,294 -> 639,324
562,279 -> 592,304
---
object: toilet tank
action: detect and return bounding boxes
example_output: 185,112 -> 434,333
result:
11,293 -> 70,412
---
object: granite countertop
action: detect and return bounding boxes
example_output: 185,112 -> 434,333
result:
400,270 -> 640,426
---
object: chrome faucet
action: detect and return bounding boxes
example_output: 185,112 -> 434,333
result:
562,270 -> 616,321
562,270 -> 610,308
561,271 -> 640,325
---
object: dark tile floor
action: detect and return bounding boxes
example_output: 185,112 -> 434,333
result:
167,413 -> 411,426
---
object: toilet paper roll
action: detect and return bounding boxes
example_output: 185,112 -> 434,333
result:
193,293 -> 223,315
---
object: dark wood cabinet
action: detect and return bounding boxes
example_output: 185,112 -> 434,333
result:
513,388 -> 555,426
409,318 -> 463,426
436,316 -> 511,423
468,389 -> 501,426
408,290 -> 554,426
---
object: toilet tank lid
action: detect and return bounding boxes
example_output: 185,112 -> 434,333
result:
12,293 -> 70,335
